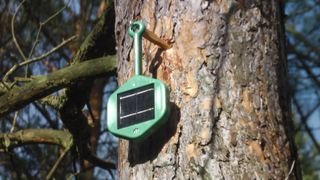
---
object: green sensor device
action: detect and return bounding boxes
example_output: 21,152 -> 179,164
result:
107,21 -> 170,140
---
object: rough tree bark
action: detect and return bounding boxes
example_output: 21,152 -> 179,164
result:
115,0 -> 301,179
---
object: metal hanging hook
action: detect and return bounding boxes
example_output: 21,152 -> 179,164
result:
129,21 -> 145,76
128,20 -> 172,75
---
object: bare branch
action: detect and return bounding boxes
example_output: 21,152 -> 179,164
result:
11,0 -> 27,61
22,2 -> 71,61
85,153 -> 116,172
9,111 -> 19,133
293,97 -> 320,153
295,100 -> 320,132
3,35 -> 77,83
6,0 -> 74,82
0,56 -> 116,117
25,0 -> 73,77
0,129 -> 73,151
2,64 -> 18,83
0,81 -> 9,95
22,35 -> 77,67
287,26 -> 320,57
32,102 -> 58,129
297,58 -> 320,89
46,142 -> 72,180
287,44 -> 320,67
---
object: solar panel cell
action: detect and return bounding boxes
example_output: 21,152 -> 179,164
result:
117,84 -> 155,129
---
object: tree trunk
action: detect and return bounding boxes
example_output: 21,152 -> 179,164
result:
115,0 -> 301,179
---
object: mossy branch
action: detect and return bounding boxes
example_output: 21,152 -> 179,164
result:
0,56 -> 116,117
0,129 -> 73,151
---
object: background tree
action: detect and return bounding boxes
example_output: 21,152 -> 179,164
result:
285,0 -> 320,178
116,0 -> 300,179
0,0 -> 117,179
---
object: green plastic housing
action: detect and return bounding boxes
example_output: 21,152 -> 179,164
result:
106,20 -> 170,140
107,75 -> 170,140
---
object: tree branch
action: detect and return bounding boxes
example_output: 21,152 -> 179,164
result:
287,26 -> 320,57
0,129 -> 73,151
85,153 -> 115,175
9,111 -> 19,132
3,35 -> 77,83
24,0 -> 73,78
0,56 -> 116,117
292,97 -> 320,153
32,102 -> 58,129
46,143 -> 72,180
38,95 -> 66,110
23,36 -> 77,66
11,0 -> 27,61
22,1 -> 71,61
58,3 -> 117,174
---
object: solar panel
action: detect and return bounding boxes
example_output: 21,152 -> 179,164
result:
106,21 -> 170,140
117,84 -> 155,129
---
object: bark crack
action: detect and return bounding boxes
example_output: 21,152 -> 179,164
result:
172,124 -> 183,179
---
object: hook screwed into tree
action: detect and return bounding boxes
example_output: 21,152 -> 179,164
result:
128,21 -> 146,76
128,20 -> 172,76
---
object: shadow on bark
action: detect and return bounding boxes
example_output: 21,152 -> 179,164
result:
128,102 -> 180,166
149,48 -> 163,79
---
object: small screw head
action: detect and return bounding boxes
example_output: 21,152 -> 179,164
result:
133,128 -> 140,134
